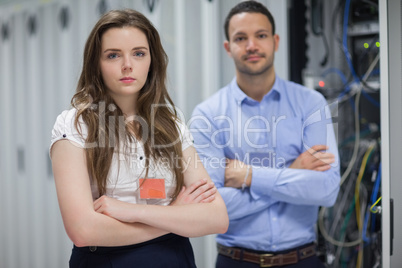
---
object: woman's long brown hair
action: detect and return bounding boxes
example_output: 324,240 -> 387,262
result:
71,9 -> 184,199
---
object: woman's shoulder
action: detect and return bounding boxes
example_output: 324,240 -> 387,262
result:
175,118 -> 186,133
53,107 -> 87,132
56,107 -> 78,122
50,107 -> 88,149
175,118 -> 193,151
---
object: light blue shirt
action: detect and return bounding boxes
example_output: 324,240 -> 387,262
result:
190,76 -> 340,252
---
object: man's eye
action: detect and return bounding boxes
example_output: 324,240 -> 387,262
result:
234,37 -> 245,42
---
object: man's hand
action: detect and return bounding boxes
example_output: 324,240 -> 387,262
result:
224,159 -> 251,188
289,145 -> 335,171
170,178 -> 217,206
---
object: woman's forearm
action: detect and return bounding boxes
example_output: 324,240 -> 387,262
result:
130,201 -> 228,237
93,178 -> 229,238
71,200 -> 227,247
67,210 -> 169,247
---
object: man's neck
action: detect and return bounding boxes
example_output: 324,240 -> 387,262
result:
236,69 -> 276,102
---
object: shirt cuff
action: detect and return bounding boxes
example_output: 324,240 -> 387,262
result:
249,166 -> 282,200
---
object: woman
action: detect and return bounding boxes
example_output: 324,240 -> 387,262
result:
50,9 -> 228,268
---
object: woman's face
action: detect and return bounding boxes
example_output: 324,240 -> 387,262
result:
99,26 -> 151,104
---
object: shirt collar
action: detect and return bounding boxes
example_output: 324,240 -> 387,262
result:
229,75 -> 282,104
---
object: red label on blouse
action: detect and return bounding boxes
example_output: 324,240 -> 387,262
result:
139,178 -> 166,199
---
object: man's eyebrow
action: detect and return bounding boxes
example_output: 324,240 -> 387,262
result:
232,29 -> 270,37
231,32 -> 247,39
256,29 -> 270,34
233,31 -> 246,36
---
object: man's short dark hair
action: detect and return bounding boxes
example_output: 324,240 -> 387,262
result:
224,0 -> 276,41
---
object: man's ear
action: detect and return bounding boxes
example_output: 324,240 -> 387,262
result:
274,34 -> 280,52
223,40 -> 231,57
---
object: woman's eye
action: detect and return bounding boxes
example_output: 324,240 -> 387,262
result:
134,51 -> 145,57
107,53 -> 119,59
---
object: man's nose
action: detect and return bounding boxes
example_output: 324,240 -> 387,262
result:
246,38 -> 258,52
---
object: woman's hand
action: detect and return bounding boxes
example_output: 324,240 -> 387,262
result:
94,195 -> 137,223
94,178 -> 217,222
170,178 -> 217,206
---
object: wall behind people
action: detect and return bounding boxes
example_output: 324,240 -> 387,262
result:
0,0 -> 288,267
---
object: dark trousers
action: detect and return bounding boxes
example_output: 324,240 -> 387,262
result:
216,253 -> 325,268
69,233 -> 196,268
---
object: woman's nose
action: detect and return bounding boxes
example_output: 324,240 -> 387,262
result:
122,57 -> 133,71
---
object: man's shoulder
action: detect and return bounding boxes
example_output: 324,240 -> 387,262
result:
193,86 -> 231,116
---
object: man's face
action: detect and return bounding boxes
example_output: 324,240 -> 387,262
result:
224,12 -> 279,77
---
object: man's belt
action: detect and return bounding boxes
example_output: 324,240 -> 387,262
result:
217,243 -> 316,267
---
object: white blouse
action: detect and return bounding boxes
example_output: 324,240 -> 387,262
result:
50,108 -> 193,206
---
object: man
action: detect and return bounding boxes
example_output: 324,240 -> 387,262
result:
190,1 -> 340,267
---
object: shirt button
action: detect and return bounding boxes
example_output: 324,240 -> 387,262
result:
272,245 -> 276,249
89,246 -> 97,252
273,217 -> 277,221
